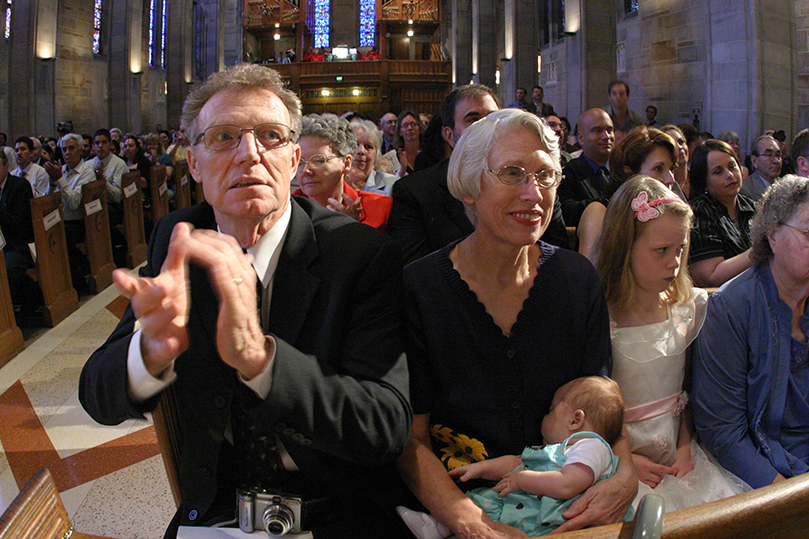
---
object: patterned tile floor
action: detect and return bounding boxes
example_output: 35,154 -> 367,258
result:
0,284 -> 175,539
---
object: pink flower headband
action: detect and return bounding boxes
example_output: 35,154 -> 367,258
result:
631,192 -> 679,222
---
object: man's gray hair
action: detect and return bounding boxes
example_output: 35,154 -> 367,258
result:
181,63 -> 303,145
750,174 -> 809,263
350,119 -> 383,163
447,108 -> 560,226
751,135 -> 777,157
299,113 -> 358,157
60,133 -> 83,149
31,137 -> 42,150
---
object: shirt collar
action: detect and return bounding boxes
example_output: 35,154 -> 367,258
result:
245,200 -> 292,289
582,153 -> 608,173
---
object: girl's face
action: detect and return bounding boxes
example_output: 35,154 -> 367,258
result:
637,146 -> 675,188
706,150 -> 742,204
665,129 -> 689,168
630,211 -> 690,297
124,138 -> 139,160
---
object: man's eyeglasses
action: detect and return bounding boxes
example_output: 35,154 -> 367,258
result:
194,123 -> 294,151
487,165 -> 563,188
783,222 -> 809,239
758,150 -> 783,160
297,154 -> 341,169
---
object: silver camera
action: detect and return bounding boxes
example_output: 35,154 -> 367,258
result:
238,488 -> 304,536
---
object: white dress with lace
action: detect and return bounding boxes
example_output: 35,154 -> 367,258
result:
611,288 -> 750,511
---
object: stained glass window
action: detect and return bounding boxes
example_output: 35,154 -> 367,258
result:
4,0 -> 10,40
93,0 -> 103,54
359,0 -> 374,47
161,0 -> 167,68
148,0 -> 156,66
625,0 -> 638,13
313,0 -> 329,49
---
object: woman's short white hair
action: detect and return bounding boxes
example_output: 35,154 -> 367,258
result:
447,108 -> 560,225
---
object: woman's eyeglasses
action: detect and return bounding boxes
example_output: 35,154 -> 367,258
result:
487,165 -> 563,188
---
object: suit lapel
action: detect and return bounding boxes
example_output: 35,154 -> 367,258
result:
268,198 -> 320,345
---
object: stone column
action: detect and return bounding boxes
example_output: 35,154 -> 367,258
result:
8,0 -> 57,138
166,0 -> 193,129
222,0 -> 243,66
109,0 -> 143,133
472,0 -> 497,89
450,0 -> 473,85
579,0 -> 615,111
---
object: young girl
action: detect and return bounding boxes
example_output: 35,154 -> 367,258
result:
592,176 -> 750,511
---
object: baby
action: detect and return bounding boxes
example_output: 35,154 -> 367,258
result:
398,376 -> 625,538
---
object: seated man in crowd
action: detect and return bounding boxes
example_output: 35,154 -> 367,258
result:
44,134 -> 95,291
13,136 -> 50,198
0,151 -> 37,318
741,135 -> 782,202
79,63 -> 412,539
559,108 -> 615,227
388,84 -> 570,264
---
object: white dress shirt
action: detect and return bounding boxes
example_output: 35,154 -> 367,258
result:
93,152 -> 129,205
53,160 -> 95,221
13,162 -> 50,198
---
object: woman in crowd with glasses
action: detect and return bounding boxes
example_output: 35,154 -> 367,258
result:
688,140 -> 755,287
294,113 -> 393,230
395,110 -> 423,177
397,108 -> 636,539
694,175 -> 809,489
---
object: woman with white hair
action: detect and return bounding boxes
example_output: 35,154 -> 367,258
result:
295,113 -> 393,229
346,119 -> 399,195
397,109 -> 637,539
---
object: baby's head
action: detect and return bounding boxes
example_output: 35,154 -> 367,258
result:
541,377 -> 624,446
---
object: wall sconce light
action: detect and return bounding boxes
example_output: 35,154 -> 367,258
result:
321,89 -> 330,97
352,89 -> 360,96
274,33 -> 281,40
407,29 -> 414,37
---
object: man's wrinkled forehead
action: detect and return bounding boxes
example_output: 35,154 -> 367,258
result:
199,88 -> 291,128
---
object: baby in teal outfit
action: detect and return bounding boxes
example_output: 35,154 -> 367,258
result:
399,376 -> 626,538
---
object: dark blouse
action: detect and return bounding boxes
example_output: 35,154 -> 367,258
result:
403,240 -> 611,466
689,192 -> 755,263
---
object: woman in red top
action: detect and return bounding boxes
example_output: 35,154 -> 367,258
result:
294,113 -> 392,230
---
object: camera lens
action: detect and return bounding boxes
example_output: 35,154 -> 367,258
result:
262,503 -> 295,536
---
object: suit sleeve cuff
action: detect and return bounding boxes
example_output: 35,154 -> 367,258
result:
239,336 -> 276,399
127,328 -> 177,402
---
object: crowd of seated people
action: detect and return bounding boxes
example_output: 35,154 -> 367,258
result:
3,66 -> 808,539
0,125 -> 193,326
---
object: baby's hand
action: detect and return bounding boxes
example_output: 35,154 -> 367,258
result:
448,462 -> 486,482
493,466 -> 526,497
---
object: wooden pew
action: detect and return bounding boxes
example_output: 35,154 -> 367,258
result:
0,227 -> 24,367
549,472 -> 809,539
173,159 -> 192,210
120,171 -> 147,268
149,163 -> 169,225
81,179 -> 114,294
29,193 -> 78,327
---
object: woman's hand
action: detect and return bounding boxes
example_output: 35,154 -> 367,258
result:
670,442 -> 695,478
327,193 -> 363,221
632,453 -> 674,488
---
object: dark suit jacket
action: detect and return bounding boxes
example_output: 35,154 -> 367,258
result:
388,159 -> 570,265
79,197 -> 411,528
0,174 -> 34,255
559,155 -> 606,227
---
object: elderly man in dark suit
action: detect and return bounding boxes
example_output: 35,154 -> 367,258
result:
80,64 -> 412,538
0,150 -> 35,316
